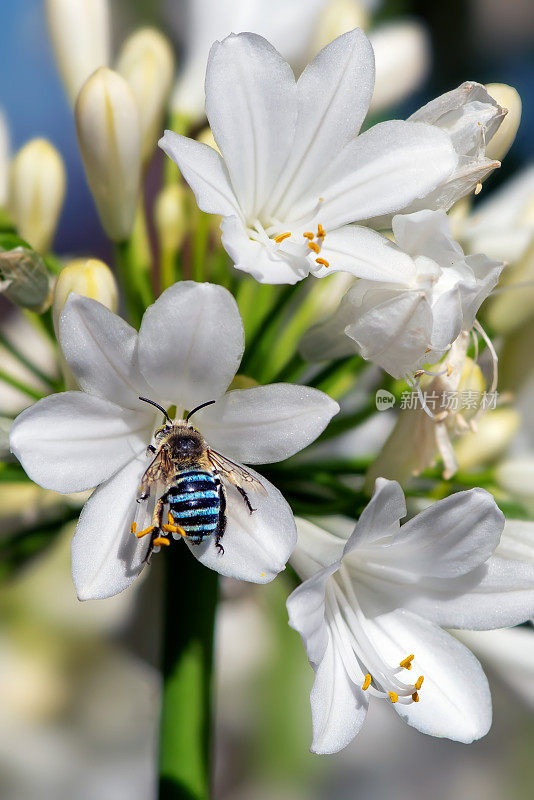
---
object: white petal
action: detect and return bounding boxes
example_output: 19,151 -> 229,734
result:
158,131 -> 240,218
220,215 -> 310,284
271,29 -> 374,218
71,455 -> 149,600
344,478 -> 406,551
310,225 -> 417,283
205,33 -> 296,219
368,609 -> 492,742
290,120 -> 457,229
497,518 -> 534,563
460,253 -> 503,330
187,468 -> 296,583
392,209 -> 463,261
138,282 -> 244,409
310,632 -> 368,754
9,392 -> 151,493
59,294 -> 153,410
291,519 -> 347,578
403,557 -> 534,630
194,384 -> 339,464
390,488 -> 504,577
287,559 -> 340,665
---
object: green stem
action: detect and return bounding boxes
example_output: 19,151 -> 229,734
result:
0,331 -> 59,390
158,545 -> 218,800
192,213 -> 210,283
0,368 -> 46,401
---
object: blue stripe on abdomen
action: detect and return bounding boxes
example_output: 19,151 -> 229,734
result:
170,470 -> 220,539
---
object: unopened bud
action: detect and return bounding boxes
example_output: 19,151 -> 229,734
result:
486,240 -> 534,335
0,110 -> 10,208
8,139 -> 66,253
46,0 -> 110,104
454,408 -> 520,472
52,258 -> 118,335
485,84 -> 522,162
116,28 -> 175,163
369,22 -> 430,114
310,0 -> 370,54
75,68 -> 141,241
0,245 -> 53,312
154,184 -> 189,256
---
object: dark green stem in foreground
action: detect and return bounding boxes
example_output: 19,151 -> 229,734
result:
159,545 -> 219,800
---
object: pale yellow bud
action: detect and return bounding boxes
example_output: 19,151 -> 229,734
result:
454,408 -> 520,472
310,0 -> 370,54
8,139 -> 66,253
485,84 -> 522,162
46,0 -> 110,104
75,68 -> 142,241
52,258 -> 118,336
116,28 -> 175,163
196,126 -> 219,153
154,184 -> 188,256
486,240 -> 534,335
0,109 -> 10,208
369,22 -> 430,114
0,247 -> 53,312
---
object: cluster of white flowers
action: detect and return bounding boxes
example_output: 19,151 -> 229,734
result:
5,9 -> 534,760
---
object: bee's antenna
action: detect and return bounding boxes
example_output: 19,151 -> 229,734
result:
138,396 -> 172,424
186,400 -> 216,422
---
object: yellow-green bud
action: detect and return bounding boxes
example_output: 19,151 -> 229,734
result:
485,84 -> 522,162
75,68 -> 142,241
0,247 -> 53,312
486,240 -> 534,335
46,0 -> 110,104
8,139 -> 66,253
116,28 -> 175,163
196,126 -> 219,153
454,408 -> 520,472
310,0 -> 370,54
52,257 -> 118,336
154,184 -> 189,257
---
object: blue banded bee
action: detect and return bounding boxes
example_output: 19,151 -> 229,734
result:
131,397 -> 266,560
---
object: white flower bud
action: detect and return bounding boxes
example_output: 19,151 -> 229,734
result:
310,0 -> 370,54
46,0 -> 110,104
75,68 -> 142,241
154,184 -> 188,256
0,246 -> 53,312
485,84 -> 522,162
0,110 -> 10,208
369,21 -> 430,114
52,258 -> 118,336
486,240 -> 534,334
116,28 -> 175,163
8,139 -> 66,253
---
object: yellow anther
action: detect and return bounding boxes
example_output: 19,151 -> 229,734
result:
446,364 -> 453,377
317,224 -> 325,239
130,522 -> 137,534
411,691 -> 420,702
152,536 -> 170,547
362,673 -> 372,690
315,257 -> 330,268
318,197 -> 324,202
162,523 -> 187,536
274,232 -> 291,243
303,231 -> 314,240
424,347 -> 432,354
308,241 -> 320,254
475,182 -> 483,195
388,691 -> 399,704
399,654 -> 415,670
136,524 -> 155,538
415,675 -> 424,690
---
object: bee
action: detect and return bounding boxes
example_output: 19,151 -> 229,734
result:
131,396 -> 266,560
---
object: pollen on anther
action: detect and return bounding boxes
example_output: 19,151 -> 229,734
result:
274,232 -> 291,244
303,231 -> 314,240
415,675 -> 424,690
362,673 -> 372,690
130,522 -> 137,534
399,654 -> 415,670
308,241 -> 321,254
317,224 -> 325,239
388,691 -> 399,703
315,257 -> 329,268
412,691 -> 420,702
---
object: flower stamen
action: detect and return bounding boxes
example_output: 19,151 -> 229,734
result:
308,241 -> 320,254
399,654 -> 415,670
315,257 -> 329,268
303,231 -> 314,240
388,691 -> 399,703
274,232 -> 291,244
362,673 -> 372,690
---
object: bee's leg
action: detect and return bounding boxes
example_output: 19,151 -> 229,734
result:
161,508 -> 187,538
215,482 -> 227,554
236,485 -> 256,514
135,495 -> 167,540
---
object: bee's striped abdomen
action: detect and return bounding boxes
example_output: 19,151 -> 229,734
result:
168,470 -> 220,543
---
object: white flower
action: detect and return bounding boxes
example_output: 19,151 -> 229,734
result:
287,478 -> 534,753
300,209 -> 502,378
169,0 -> 330,120
9,282 -> 339,601
160,30 -> 462,285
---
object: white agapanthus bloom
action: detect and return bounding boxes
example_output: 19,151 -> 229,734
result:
287,478 -> 534,753
9,282 -> 339,601
160,29 -> 485,286
300,209 -> 503,379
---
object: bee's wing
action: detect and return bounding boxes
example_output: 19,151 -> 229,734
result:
207,449 -> 268,496
138,448 -> 173,498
